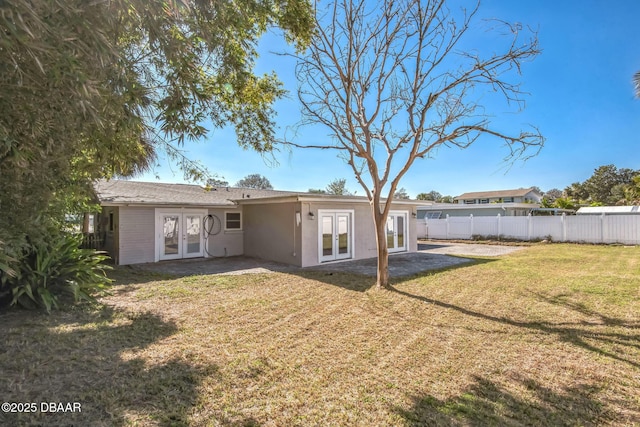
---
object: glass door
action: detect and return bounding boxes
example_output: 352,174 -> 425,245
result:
156,210 -> 206,261
387,212 -> 408,253
335,213 -> 351,260
319,211 -> 353,262
183,214 -> 203,258
161,214 -> 182,260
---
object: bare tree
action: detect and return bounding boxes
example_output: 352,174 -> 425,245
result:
289,0 -> 544,288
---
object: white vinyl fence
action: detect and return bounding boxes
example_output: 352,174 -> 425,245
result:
417,214 -> 640,245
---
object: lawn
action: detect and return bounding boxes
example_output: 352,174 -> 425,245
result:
1,244 -> 639,426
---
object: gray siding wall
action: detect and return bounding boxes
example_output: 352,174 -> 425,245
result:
243,202 -> 302,266
118,206 -> 155,265
205,208 -> 244,257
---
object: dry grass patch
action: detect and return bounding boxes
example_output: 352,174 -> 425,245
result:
1,244 -> 639,426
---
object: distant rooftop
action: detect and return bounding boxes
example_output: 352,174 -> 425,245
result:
455,187 -> 540,200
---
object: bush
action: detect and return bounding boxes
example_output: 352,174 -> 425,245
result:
0,233 -> 112,312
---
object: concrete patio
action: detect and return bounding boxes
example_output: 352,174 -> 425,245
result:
130,242 -> 525,278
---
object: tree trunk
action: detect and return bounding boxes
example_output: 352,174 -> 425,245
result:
372,204 -> 390,289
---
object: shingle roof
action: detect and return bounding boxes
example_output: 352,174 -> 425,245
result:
454,187 -> 540,200
95,180 -> 300,206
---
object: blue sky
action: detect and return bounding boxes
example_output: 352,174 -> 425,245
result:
140,0 -> 640,198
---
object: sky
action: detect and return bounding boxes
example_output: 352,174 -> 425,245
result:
139,0 -> 640,199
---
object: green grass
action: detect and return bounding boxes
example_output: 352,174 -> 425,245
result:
0,244 -> 638,426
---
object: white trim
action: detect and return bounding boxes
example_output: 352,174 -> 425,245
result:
317,209 -> 355,263
155,208 -> 207,261
387,210 -> 409,253
224,211 -> 243,231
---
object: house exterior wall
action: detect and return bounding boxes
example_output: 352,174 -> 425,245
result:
205,208 -> 244,257
242,202 -> 302,266
118,206 -> 155,265
101,206 -> 119,263
107,200 -> 418,267
111,206 -> 247,265
301,201 -> 417,268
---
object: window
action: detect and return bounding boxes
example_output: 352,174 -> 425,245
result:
425,211 -> 442,219
464,199 -> 476,204
480,199 -> 489,204
108,212 -> 114,232
503,197 -> 514,203
225,212 -> 242,230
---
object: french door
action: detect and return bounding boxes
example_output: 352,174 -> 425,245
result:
155,209 -> 207,261
386,211 -> 408,253
319,210 -> 353,262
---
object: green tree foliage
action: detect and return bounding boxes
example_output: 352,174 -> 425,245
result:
207,178 -> 230,187
440,195 -> 454,203
325,178 -> 352,195
308,178 -> 353,195
416,191 -> 442,201
393,188 -> 411,200
553,197 -> 577,210
540,188 -> 563,208
625,176 -> 640,205
1,234 -> 112,312
564,165 -> 639,205
0,0 -> 313,308
235,174 -> 274,190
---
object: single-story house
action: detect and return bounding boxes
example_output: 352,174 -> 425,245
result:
576,206 -> 640,215
93,180 -> 420,267
454,187 -> 543,205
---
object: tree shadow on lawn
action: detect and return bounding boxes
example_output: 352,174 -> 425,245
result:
390,287 -> 640,369
0,305 -> 215,426
395,374 -> 610,426
298,256 -> 497,293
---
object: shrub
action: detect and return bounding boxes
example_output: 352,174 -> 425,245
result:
1,233 -> 112,312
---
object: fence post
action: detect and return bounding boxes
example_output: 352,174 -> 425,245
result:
497,213 -> 502,238
561,213 -> 567,242
446,214 -> 450,240
469,214 -> 474,238
601,213 -> 606,243
424,218 -> 428,239
527,213 -> 532,241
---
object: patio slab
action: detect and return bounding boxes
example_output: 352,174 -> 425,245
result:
305,251 -> 472,277
132,251 -> 474,278
132,255 -> 297,277
130,242 -> 523,278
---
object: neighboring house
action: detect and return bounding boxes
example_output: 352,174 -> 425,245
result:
93,180 -> 420,266
454,187 -> 543,205
417,202 -> 538,219
577,206 -> 640,215
416,187 -> 543,219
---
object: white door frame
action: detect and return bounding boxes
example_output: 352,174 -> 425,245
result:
387,210 -> 409,253
318,209 -> 354,263
155,209 -> 207,261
